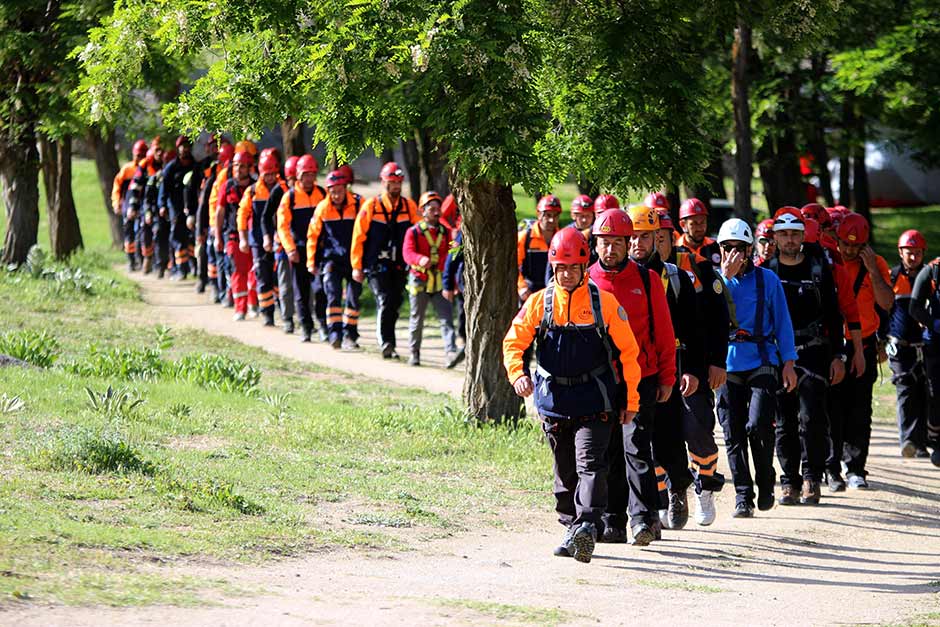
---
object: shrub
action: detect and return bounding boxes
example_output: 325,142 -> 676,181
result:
84,385 -> 146,420
0,329 -> 60,367
172,354 -> 260,394
33,427 -> 155,476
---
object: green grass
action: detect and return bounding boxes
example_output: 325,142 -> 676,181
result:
433,598 -> 577,626
635,578 -> 724,594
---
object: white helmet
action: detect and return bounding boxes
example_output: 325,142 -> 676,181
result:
717,218 -> 754,245
773,212 -> 805,232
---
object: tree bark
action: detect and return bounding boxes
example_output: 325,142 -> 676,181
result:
39,135 -> 83,259
86,125 -> 122,247
380,148 -> 395,164
0,135 -> 41,266
692,146 -> 728,232
839,156 -> 851,206
452,175 -> 521,423
839,98 -> 853,206
852,120 -> 871,228
731,19 -> 754,220
809,55 -> 835,207
401,134 -> 422,199
757,129 -> 804,210
281,117 -> 307,157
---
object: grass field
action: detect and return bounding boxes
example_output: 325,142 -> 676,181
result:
0,158 -> 928,607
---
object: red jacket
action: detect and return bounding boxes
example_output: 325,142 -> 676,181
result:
402,220 -> 451,287
589,261 -> 677,386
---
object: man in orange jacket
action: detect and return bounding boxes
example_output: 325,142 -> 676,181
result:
112,139 -> 148,270
589,209 -> 677,546
504,228 -> 641,563
676,198 -> 721,266
350,162 -> 419,359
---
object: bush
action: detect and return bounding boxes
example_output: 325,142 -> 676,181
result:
33,426 -> 156,476
172,354 -> 261,394
64,345 -> 165,381
156,474 -> 264,515
84,385 -> 145,420
0,329 -> 60,367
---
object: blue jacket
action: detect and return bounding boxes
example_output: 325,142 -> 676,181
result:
443,230 -> 465,293
723,266 -> 798,372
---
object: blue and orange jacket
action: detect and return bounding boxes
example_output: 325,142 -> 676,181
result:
111,160 -> 142,214
517,222 -> 552,296
350,193 -> 419,272
888,263 -> 924,343
306,191 -> 361,269
277,182 -> 326,254
676,233 -> 721,266
237,176 -> 287,248
503,279 -> 642,413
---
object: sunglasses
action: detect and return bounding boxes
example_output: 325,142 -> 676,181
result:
721,243 -> 748,253
757,237 -> 774,245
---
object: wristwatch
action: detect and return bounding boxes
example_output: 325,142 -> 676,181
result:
837,353 -> 848,363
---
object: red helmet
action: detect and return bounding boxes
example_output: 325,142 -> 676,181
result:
258,152 -> 279,174
164,149 -> 176,163
260,147 -> 281,165
284,156 -> 299,179
537,195 -> 562,214
232,150 -> 253,167
593,194 -> 620,214
592,208 -> 634,238
656,209 -> 674,230
803,218 -> 820,244
644,192 -> 670,211
801,203 -> 832,229
549,228 -> 590,265
132,139 -> 148,156
380,161 -> 404,181
755,218 -> 775,239
898,229 -> 927,250
338,164 -> 354,184
570,194 -> 593,214
418,191 -> 443,208
325,169 -> 349,188
827,206 -> 847,229
837,213 -> 870,244
679,198 -> 708,220
175,135 -> 190,148
218,142 -> 235,165
296,154 -> 318,176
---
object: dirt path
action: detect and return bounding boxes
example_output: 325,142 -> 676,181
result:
8,272 -> 940,626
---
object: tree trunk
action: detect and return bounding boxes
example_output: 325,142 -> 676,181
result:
731,19 -> 754,220
852,120 -> 871,228
420,129 -> 450,196
809,55 -> 835,207
0,136 -> 41,266
757,130 -> 804,210
839,156 -> 851,206
452,175 -> 522,423
665,183 -> 680,223
692,146 -> 728,232
838,98 -> 853,206
401,134 -> 422,199
281,117 -> 307,157
86,125 -> 122,247
39,135 -> 83,260
380,148 -> 395,164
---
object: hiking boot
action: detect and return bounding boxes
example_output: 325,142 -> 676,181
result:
330,335 -> 342,349
409,352 -> 420,367
846,474 -> 869,489
247,306 -> 260,319
301,327 -> 313,343
342,337 -> 360,351
571,523 -> 596,563
826,471 -> 846,492
651,519 -> 663,541
901,440 -> 918,458
800,479 -> 821,505
263,311 -> 275,327
318,327 -> 329,343
553,526 -> 577,558
732,502 -> 754,518
142,257 -> 153,274
667,488 -> 689,530
658,508 -> 669,529
931,448 -> 940,468
224,295 -> 234,308
630,523 -> 654,547
445,348 -> 466,369
381,343 -> 395,359
599,526 -> 627,544
157,267 -> 166,279
694,490 -> 716,526
757,487 -> 775,511
915,447 -> 930,459
283,320 -> 295,334
232,312 -> 246,322
778,485 -> 799,506
195,280 -> 207,294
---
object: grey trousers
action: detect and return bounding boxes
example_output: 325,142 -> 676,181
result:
277,254 -> 295,322
408,289 -> 457,354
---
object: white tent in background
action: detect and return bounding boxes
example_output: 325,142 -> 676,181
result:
828,140 -> 940,207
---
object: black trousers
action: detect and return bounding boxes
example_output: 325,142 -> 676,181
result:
717,369 -> 778,506
544,414 -> 612,528
653,386 -> 724,502
153,218 -> 172,273
251,246 -> 277,316
890,345 -> 929,448
923,342 -> 940,447
776,366 -> 829,486
291,247 -> 315,332
171,215 -> 192,272
368,268 -> 407,350
196,234 -> 209,286
324,260 -> 362,341
605,376 -> 659,530
828,338 -> 878,477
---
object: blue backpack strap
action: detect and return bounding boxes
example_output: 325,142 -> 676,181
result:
588,280 -> 616,372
